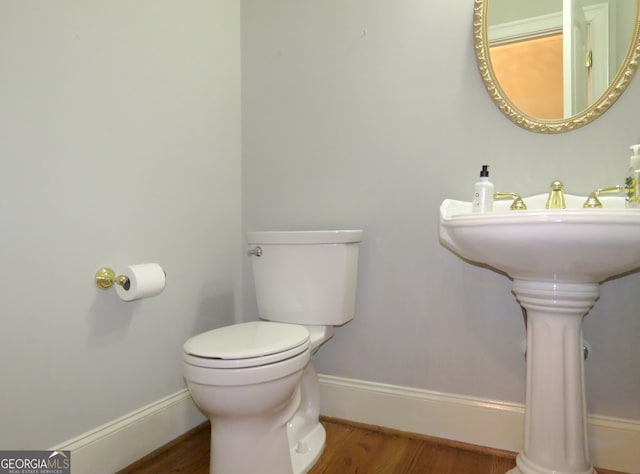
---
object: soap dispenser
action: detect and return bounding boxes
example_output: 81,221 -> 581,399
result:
624,144 -> 640,208
472,165 -> 494,212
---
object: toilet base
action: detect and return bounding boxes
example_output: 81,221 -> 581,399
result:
287,361 -> 325,473
290,422 -> 326,474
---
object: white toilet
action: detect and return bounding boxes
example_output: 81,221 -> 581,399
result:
183,229 -> 362,474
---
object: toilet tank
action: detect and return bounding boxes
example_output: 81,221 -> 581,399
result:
247,230 -> 362,326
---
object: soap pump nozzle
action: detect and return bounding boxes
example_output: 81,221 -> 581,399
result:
480,165 -> 489,177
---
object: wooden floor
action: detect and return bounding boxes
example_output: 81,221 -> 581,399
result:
118,417 -> 626,474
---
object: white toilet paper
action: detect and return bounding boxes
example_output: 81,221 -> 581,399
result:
115,263 -> 166,302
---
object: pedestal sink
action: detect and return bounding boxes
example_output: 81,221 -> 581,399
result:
439,193 -> 640,474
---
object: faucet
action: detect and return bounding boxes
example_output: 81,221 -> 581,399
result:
545,180 -> 566,209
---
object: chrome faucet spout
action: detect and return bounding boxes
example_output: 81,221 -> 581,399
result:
545,180 -> 566,209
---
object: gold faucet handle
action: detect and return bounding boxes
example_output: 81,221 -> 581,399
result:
583,185 -> 624,208
494,192 -> 527,210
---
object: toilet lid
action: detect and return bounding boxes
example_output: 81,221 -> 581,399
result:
184,321 -> 309,360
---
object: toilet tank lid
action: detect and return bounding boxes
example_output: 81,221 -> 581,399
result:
247,230 -> 363,245
183,321 -> 309,360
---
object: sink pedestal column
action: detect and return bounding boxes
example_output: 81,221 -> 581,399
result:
507,280 -> 599,474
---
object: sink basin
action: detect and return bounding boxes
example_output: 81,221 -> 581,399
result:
439,192 -> 640,474
440,193 -> 640,283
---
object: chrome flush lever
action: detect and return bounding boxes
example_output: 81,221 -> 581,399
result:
247,246 -> 262,257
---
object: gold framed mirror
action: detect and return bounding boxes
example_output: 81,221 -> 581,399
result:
474,0 -> 640,133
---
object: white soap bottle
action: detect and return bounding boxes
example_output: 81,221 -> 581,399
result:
624,144 -> 640,208
472,165 -> 494,212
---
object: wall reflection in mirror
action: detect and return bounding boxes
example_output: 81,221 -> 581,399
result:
474,0 -> 640,133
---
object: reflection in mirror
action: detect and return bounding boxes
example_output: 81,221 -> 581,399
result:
474,0 -> 640,133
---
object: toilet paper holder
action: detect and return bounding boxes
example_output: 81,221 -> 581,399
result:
95,267 -> 130,290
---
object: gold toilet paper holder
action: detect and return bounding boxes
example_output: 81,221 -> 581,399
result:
95,267 -> 130,290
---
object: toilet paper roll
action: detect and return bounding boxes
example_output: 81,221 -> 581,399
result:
115,263 -> 166,302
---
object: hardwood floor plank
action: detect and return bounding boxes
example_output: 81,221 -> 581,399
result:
403,442 -> 516,474
489,457 -> 520,474
310,427 -> 423,474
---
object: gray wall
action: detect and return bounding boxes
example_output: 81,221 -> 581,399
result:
241,0 -> 640,419
0,1 -> 241,449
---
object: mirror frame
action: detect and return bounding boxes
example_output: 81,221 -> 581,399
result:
473,0 -> 640,133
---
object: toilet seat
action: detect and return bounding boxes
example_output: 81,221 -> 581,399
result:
184,321 -> 310,369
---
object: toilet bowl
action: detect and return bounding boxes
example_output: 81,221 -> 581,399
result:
184,321 -> 312,474
183,230 -> 362,474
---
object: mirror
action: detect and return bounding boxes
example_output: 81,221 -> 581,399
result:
474,0 -> 640,133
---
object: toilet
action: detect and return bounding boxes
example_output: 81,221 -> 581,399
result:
183,229 -> 362,474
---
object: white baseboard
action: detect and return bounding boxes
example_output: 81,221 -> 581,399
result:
52,389 -> 206,474
318,374 -> 640,474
